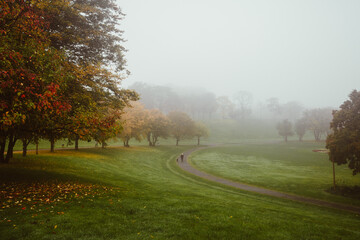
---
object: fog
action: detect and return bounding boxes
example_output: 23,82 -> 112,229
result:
118,0 -> 360,108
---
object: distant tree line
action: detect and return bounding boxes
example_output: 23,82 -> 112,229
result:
276,107 -> 333,142
119,102 -> 209,147
130,82 -> 218,119
131,82 -> 259,121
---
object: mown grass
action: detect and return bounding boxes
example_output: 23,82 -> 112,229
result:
190,141 -> 360,207
1,144 -> 360,239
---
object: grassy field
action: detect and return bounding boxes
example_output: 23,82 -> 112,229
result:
190,141 -> 360,207
1,144 -> 360,239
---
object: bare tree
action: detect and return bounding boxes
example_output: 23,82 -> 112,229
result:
304,108 -> 333,141
233,91 -> 253,120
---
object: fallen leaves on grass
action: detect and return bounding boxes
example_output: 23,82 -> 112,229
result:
0,182 -> 119,213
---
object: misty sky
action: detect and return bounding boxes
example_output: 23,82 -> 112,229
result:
118,0 -> 360,108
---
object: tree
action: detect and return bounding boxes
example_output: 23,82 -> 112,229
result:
217,96 -> 234,119
304,108 -> 332,141
0,0 -> 138,159
281,101 -> 304,121
233,91 -> 252,120
0,0 -> 72,161
326,90 -> 360,189
194,122 -> 209,146
267,97 -> 282,116
91,110 -> 122,149
168,111 -> 195,146
295,118 -> 307,141
276,119 -> 293,142
41,0 -> 127,72
118,102 -> 147,147
144,109 -> 170,146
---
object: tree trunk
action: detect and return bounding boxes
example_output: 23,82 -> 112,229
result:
197,137 -> 200,146
5,134 -> 17,163
0,140 -> 6,163
332,159 -> 336,189
75,135 -> 79,150
284,136 -> 288,142
125,139 -> 130,147
147,133 -> 152,146
101,141 -> 106,149
22,139 -> 29,157
50,136 -> 55,152
151,135 -> 157,147
176,139 -> 179,146
154,136 -> 158,146
36,143 -> 39,155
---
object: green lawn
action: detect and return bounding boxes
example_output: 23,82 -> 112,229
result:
1,144 -> 360,239
190,141 -> 360,207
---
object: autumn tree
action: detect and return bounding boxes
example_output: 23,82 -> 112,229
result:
39,0 -> 137,151
194,122 -> 209,146
118,102 -> 147,147
276,119 -> 293,142
144,109 -> 170,146
168,111 -> 195,146
326,90 -> 360,188
91,110 -> 122,149
0,0 -> 138,158
0,0 -> 72,161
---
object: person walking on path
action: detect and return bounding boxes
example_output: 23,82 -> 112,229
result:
181,153 -> 184,162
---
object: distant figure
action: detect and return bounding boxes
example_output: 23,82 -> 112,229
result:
176,158 -> 178,162
181,153 -> 184,162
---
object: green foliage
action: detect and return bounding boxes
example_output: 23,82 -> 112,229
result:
327,90 -> 360,175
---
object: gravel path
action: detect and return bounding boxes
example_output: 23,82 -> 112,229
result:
177,146 -> 360,214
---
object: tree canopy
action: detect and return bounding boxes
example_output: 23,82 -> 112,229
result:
0,0 -> 137,162
276,119 -> 293,142
326,90 -> 360,176
168,111 -> 195,146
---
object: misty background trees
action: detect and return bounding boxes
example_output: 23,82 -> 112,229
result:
129,81 -> 336,143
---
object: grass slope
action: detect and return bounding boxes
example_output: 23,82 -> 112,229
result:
0,145 -> 359,239
190,141 -> 360,207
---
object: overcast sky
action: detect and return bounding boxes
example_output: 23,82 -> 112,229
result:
117,0 -> 360,108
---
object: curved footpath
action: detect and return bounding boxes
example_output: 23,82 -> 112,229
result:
177,146 -> 360,214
